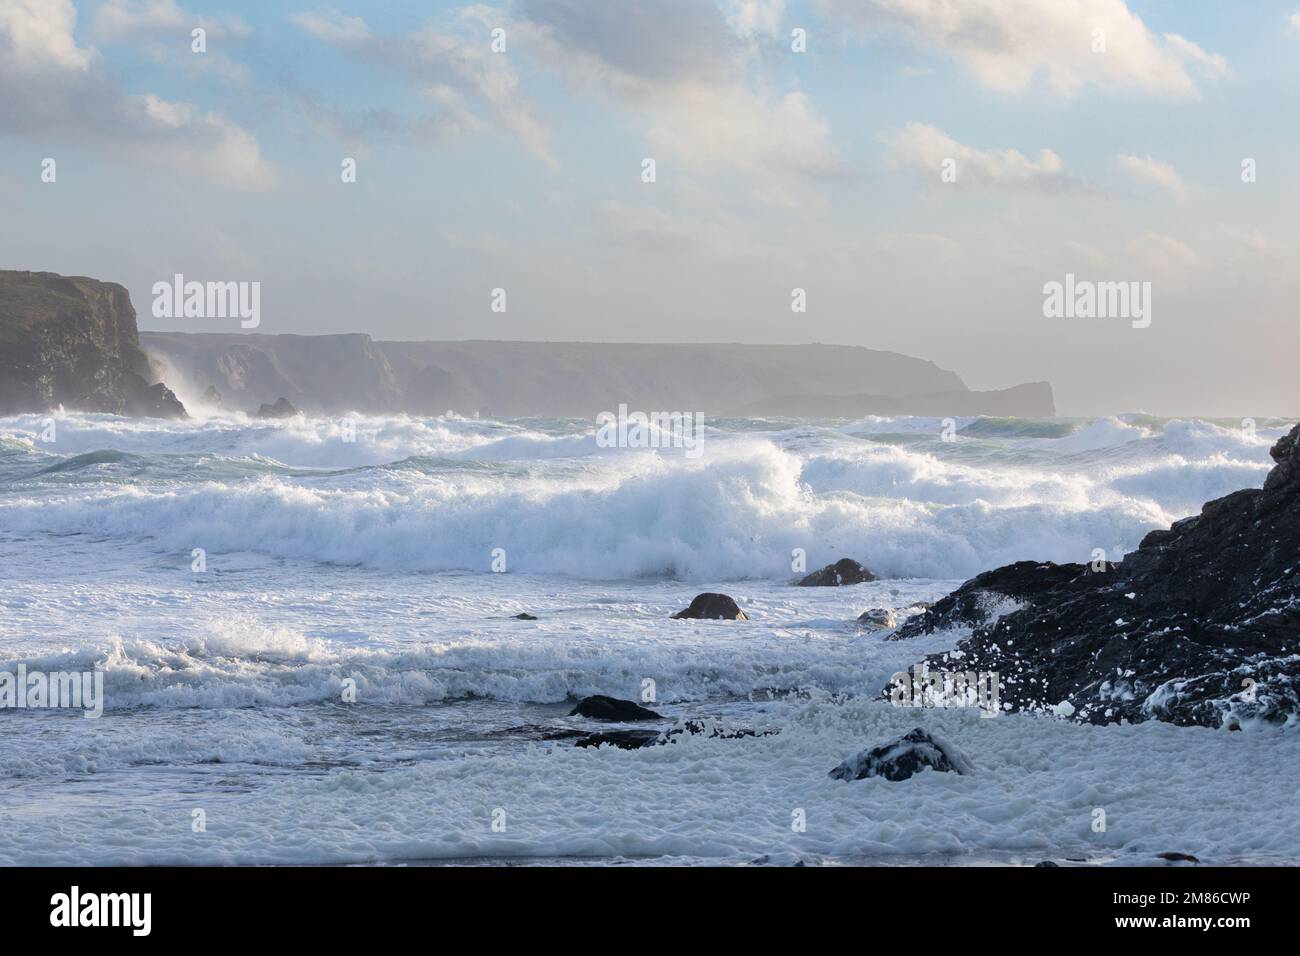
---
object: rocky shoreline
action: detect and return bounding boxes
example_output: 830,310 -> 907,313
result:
901,423 -> 1300,729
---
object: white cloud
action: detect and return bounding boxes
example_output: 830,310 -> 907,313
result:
1288,12 -> 1300,37
880,122 -> 1091,192
1125,231 -> 1205,276
724,0 -> 785,40
289,9 -> 368,45
93,0 -> 250,41
93,0 -> 251,84
518,0 -> 842,206
0,0 -> 270,187
818,0 -> 1229,98
291,7 -> 554,166
0,0 -> 91,69
1117,153 -> 1187,198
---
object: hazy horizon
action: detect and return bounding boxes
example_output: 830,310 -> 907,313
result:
3,0 -> 1299,417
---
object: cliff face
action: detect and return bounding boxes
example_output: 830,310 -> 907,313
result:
139,332 -> 1054,418
0,271 -> 186,418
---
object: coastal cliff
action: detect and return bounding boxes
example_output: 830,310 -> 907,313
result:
0,271 -> 186,418
140,332 -> 1055,418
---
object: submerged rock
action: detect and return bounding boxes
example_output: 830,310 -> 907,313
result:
573,729 -> 663,750
573,719 -> 776,750
798,558 -> 876,586
487,724 -> 587,742
255,397 -> 300,419
909,423 -> 1300,728
829,728 -> 972,782
1156,852 -> 1200,863
672,593 -> 748,620
513,612 -> 538,620
857,608 -> 897,630
568,695 -> 662,722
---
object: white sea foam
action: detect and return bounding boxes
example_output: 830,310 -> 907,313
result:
0,412 -> 1285,580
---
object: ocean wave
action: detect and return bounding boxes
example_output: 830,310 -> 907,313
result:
0,412 -> 1289,581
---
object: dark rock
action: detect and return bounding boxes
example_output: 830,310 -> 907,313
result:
1033,861 -> 1060,867
908,424 -> 1300,728
0,270 -> 187,418
672,592 -> 748,620
255,397 -> 300,419
201,385 -> 225,408
829,727 -> 972,782
573,719 -> 775,750
677,720 -> 776,740
573,729 -> 663,750
513,612 -> 538,620
891,561 -> 1093,639
1156,852 -> 1200,863
128,381 -> 187,418
568,695 -> 662,721
798,558 -> 876,586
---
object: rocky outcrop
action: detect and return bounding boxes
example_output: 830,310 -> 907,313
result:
906,424 -> 1300,729
829,728 -> 972,782
672,593 -> 749,620
568,695 -> 662,722
891,561 -> 1095,639
799,558 -> 876,586
255,397 -> 300,419
0,271 -> 186,418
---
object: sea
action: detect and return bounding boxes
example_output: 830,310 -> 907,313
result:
1,410 -> 1297,865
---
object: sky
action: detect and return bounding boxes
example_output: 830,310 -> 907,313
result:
2,0 -> 1299,416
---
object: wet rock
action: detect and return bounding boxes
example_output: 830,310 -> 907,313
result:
798,558 -> 876,586
672,592 -> 748,620
255,397 -> 300,419
513,612 -> 538,620
909,424 -> 1300,728
568,695 -> 662,721
891,561 -> 1091,639
829,727 -> 972,782
1033,861 -> 1060,867
1156,852 -> 1200,863
573,719 -> 775,750
857,608 -> 897,630
573,729 -> 663,750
